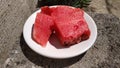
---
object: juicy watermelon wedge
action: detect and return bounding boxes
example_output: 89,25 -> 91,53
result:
51,6 -> 90,45
32,12 -> 54,47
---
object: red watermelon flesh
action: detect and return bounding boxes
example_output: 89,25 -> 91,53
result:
32,12 -> 54,47
51,6 -> 90,45
41,6 -> 52,15
41,6 -> 57,16
32,6 -> 90,46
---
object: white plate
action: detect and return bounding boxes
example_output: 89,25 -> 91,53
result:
23,6 -> 97,59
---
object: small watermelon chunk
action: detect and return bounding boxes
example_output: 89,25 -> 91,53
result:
32,12 -> 54,47
41,6 -> 56,16
41,6 -> 51,15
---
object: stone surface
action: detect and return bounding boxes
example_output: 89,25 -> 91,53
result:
0,0 -> 120,68
106,0 -> 120,19
85,0 -> 120,19
0,0 -> 37,68
84,0 -> 109,14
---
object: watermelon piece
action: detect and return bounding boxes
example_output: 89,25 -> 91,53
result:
41,6 -> 57,16
41,6 -> 51,15
51,6 -> 90,45
32,12 -> 54,47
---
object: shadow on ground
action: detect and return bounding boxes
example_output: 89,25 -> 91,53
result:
36,0 -> 60,8
20,34 -> 86,68
36,0 -> 75,8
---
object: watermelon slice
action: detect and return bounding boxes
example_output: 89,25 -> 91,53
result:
32,12 -> 54,47
51,6 -> 90,45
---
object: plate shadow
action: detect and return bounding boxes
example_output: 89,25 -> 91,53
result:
20,33 -> 86,68
49,34 -> 70,49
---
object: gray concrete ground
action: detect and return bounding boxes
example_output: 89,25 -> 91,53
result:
0,0 -> 120,68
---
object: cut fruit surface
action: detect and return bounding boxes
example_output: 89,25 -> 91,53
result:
51,6 -> 90,45
32,12 -> 54,47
